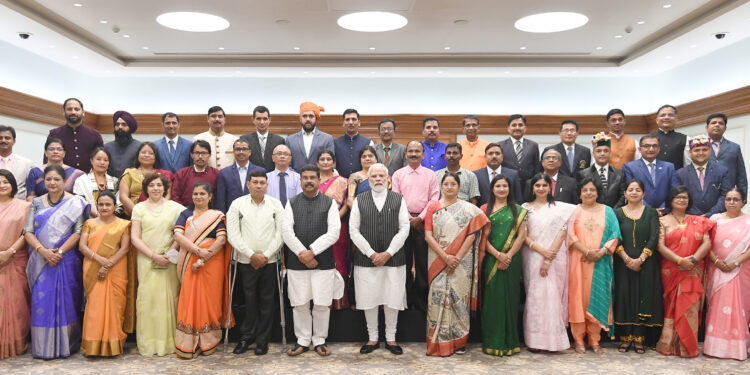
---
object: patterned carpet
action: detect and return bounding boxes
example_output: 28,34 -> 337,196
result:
0,342 -> 746,374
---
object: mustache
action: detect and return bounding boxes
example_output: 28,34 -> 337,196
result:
304,183 -> 315,187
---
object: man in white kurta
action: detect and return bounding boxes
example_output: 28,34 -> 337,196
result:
281,165 -> 341,356
349,163 -> 410,355
193,105 -> 238,170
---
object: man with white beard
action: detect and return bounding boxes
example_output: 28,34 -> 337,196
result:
349,163 -> 410,355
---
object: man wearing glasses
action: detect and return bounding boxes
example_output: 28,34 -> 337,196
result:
649,104 -> 690,170
542,120 -> 591,181
266,144 -> 302,207
171,140 -> 220,206
374,119 -> 407,176
458,115 -> 490,171
622,135 -> 680,210
215,138 -> 267,213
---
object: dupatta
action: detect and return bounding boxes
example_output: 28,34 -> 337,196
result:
588,206 -> 621,338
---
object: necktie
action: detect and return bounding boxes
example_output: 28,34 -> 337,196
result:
384,145 -> 391,167
168,140 -> 175,163
698,167 -> 705,190
260,135 -> 266,158
278,172 -> 287,206
567,146 -> 574,173
712,141 -> 720,156
599,167 -> 608,191
648,163 -> 656,185
491,171 -> 497,182
551,177 -> 557,195
515,140 -> 523,161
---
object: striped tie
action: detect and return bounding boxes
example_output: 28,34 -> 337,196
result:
599,167 -> 608,191
515,140 -> 523,161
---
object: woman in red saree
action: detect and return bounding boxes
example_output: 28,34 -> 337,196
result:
655,186 -> 713,358
173,181 -> 232,358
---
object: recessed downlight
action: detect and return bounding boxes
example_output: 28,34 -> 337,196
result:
369,47 -> 376,51
444,46 -> 451,50
156,12 -> 230,32
637,21 -> 645,25
519,46 -> 527,50
141,46 -> 149,50
99,20 -> 107,24
73,3 -> 82,7
293,46 -> 300,51
595,46 -> 603,50
218,47 -> 225,50
514,12 -> 588,33
123,34 -> 130,38
337,12 -> 407,32
614,35 -> 623,39
663,4 -> 672,8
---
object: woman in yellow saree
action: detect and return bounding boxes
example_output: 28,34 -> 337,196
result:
78,191 -> 135,356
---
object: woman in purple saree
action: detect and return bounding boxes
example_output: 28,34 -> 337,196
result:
23,165 -> 89,359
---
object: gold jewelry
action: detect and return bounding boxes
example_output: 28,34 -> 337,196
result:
643,249 -> 653,257
615,246 -> 624,254
9,248 -> 16,254
35,244 -> 42,251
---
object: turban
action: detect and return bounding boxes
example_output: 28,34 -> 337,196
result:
300,102 -> 325,118
113,110 -> 138,133
688,134 -> 711,149
591,132 -> 611,148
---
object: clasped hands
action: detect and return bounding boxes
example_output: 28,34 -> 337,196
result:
582,247 -> 606,263
443,254 -> 460,274
298,250 -> 319,269
369,252 -> 392,267
39,246 -> 62,266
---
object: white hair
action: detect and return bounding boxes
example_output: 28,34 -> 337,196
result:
367,163 -> 388,175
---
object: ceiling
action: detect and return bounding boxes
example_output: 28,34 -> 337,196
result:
1,0 -> 749,77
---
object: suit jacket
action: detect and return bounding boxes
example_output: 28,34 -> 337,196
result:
153,136 -> 192,174
375,142 -> 407,176
240,131 -> 286,172
622,159 -> 680,209
285,128 -> 335,172
524,174 -> 579,204
676,161 -> 730,216
710,138 -> 747,196
7,153 -> 34,199
577,165 -> 626,208
499,138 -> 541,188
474,167 -> 524,207
545,143 -> 591,179
215,162 -> 267,213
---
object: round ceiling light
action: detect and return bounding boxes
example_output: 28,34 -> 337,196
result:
514,12 -> 588,33
337,11 -> 407,32
156,12 -> 230,32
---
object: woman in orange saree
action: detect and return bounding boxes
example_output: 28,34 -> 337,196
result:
173,181 -> 232,358
655,186 -> 713,358
78,191 -> 135,356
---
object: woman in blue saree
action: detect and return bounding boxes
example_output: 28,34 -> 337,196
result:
23,165 -> 89,359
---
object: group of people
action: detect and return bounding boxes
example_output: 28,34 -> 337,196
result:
0,97 -> 748,362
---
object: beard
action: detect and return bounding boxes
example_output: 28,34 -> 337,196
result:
302,121 -> 316,132
114,129 -> 132,144
372,183 -> 386,193
66,114 -> 82,124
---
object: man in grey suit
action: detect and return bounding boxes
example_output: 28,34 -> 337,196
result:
543,120 -> 591,180
499,114 -> 541,191
241,105 -> 286,172
0,125 -> 34,199
286,101 -> 335,172
706,113 -> 747,195
374,118 -> 407,176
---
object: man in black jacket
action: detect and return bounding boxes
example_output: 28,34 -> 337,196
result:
577,132 -> 626,208
527,148 -> 578,204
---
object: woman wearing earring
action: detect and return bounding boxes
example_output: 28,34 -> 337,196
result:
26,138 -> 84,201
73,147 -> 120,218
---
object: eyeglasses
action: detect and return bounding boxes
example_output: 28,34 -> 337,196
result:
192,151 -> 210,156
725,197 -> 744,203
274,152 -> 291,157
379,128 -> 394,132
640,144 -> 659,149
47,147 -> 64,152
560,129 -> 577,134
543,156 -> 560,161
673,196 -> 689,201
234,148 -> 250,152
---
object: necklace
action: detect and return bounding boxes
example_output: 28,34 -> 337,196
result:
47,193 -> 64,207
671,213 -> 687,229
94,173 -> 107,190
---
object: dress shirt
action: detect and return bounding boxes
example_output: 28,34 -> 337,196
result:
421,141 -> 447,171
458,138 -> 490,171
692,162 -> 709,180
435,167 -> 480,202
349,190 -> 410,257
266,168 -> 302,204
595,163 -> 609,181
236,162 -> 249,185
281,194 -> 340,255
165,136 -> 179,150
226,194 -> 284,264
193,130 -> 239,170
485,166 -> 502,183
391,165 -> 440,219
302,131 -> 315,158
46,124 -> 103,171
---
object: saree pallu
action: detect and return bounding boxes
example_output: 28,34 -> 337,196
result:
175,210 -> 232,358
426,200 -> 489,357
0,199 -> 31,359
80,218 -> 135,357
481,205 -> 526,356
26,196 -> 89,359
320,176 -> 351,309
656,215 -> 714,358
703,214 -> 750,360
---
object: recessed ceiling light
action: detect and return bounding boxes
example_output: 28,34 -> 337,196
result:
142,46 -> 149,50
99,20 -> 107,24
73,3 -> 82,7
218,47 -> 225,50
235,71 -> 241,74
303,71 -> 309,74
519,46 -> 527,50
514,12 -> 588,33
637,21 -> 645,25
614,35 -> 623,38
123,34 -> 130,38
293,46 -> 300,51
156,12 -> 230,32
337,12 -> 407,32
104,70 -> 111,73
663,4 -> 672,8
369,47 -> 376,50
571,71 -> 578,74
370,71 -> 376,74
690,44 -> 697,48
595,46 -> 603,50
444,46 -> 451,50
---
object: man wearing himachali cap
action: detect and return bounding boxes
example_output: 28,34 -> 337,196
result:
676,134 -> 731,216
576,132 -> 626,208
286,102 -> 335,172
103,110 -> 142,178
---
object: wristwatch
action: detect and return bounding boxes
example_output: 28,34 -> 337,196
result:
689,256 -> 698,265
734,260 -> 741,268
58,249 -> 63,255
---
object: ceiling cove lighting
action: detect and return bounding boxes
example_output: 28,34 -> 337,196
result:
156,12 -> 230,32
337,11 -> 407,32
514,12 -> 588,33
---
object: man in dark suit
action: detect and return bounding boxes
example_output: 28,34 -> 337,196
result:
544,120 -> 591,180
576,132 -> 626,208
285,101 -> 335,172
153,112 -> 192,174
374,118 -> 407,176
676,135 -> 731,217
499,114 -> 541,190
474,143 -> 523,206
706,113 -> 747,196
240,105 -> 286,173
527,148 -> 578,204
215,138 -> 266,213
622,135 -> 680,210
649,104 -> 689,170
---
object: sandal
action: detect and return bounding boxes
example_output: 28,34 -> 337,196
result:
574,344 -> 586,354
592,345 -> 604,355
618,341 -> 632,353
634,343 -> 645,354
314,343 -> 331,356
287,343 -> 309,356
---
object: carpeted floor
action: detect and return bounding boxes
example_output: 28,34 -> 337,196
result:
0,341 -> 746,374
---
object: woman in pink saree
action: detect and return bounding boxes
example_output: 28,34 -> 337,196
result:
704,188 -> 750,360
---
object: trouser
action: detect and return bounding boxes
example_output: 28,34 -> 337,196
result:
404,225 -> 428,311
364,306 -> 399,342
238,262 -> 277,345
292,304 -> 330,347
571,317 -> 602,347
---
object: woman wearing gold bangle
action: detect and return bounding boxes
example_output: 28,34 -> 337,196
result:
613,179 -> 662,354
655,186 -> 713,358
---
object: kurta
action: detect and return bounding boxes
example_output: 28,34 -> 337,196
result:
46,124 -> 103,171
193,131 -> 238,170
458,138 -> 490,171
0,198 -> 31,359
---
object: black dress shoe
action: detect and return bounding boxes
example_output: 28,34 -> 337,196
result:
233,340 -> 252,354
384,343 -> 403,355
360,343 -> 379,354
254,343 -> 268,355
